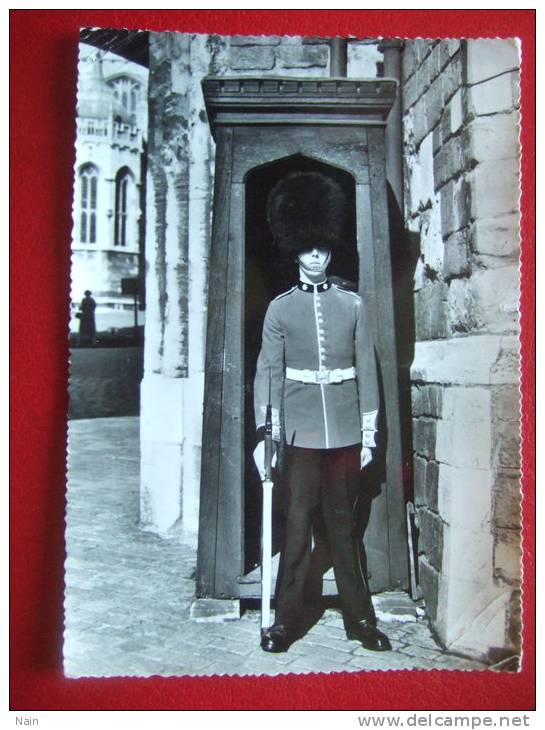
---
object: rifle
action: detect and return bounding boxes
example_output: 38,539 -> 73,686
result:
261,370 -> 274,634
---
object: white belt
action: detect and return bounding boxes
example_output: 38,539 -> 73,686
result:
285,366 -> 356,385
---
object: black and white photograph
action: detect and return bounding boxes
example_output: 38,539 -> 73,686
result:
64,29 -> 523,678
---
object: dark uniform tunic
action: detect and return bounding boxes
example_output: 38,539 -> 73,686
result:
254,280 -> 379,450
254,279 -> 380,629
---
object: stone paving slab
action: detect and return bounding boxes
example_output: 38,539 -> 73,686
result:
64,417 -> 489,678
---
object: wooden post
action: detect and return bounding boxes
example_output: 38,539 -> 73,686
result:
367,125 -> 408,587
196,127 -> 239,599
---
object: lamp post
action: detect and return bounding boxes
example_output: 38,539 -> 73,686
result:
378,39 -> 404,214
121,276 -> 141,344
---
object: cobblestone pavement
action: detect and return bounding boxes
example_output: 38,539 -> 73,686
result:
64,417 -> 488,678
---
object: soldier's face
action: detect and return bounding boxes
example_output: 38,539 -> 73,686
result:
297,247 -> 331,277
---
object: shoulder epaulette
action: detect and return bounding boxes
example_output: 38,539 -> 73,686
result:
332,283 -> 361,300
273,286 -> 297,301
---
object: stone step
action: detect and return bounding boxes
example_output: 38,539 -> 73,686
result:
238,560 -> 418,622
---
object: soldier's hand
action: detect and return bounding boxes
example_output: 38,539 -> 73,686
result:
253,441 -> 277,481
360,446 -> 373,469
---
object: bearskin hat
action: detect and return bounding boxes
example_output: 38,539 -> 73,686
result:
267,172 -> 346,258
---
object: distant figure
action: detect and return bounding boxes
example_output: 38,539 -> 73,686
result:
78,290 -> 96,346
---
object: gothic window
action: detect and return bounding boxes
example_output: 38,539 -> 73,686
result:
108,76 -> 141,117
114,168 -> 132,247
79,164 -> 98,244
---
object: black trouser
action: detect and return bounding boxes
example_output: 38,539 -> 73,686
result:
274,445 -> 376,629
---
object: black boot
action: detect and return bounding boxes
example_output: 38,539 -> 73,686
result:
344,619 -> 392,652
260,624 -> 294,653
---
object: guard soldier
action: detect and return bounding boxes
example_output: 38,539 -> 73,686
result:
253,171 -> 391,654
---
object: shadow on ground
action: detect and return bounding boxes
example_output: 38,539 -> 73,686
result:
69,346 -> 143,419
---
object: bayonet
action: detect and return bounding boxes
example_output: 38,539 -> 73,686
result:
261,367 -> 274,633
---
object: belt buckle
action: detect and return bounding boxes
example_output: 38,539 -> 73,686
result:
316,370 -> 330,385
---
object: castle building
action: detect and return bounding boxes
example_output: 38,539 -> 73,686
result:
70,42 -> 148,334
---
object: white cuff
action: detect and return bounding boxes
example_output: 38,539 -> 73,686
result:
361,409 -> 378,432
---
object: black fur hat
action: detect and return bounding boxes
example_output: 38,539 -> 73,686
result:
267,172 -> 346,258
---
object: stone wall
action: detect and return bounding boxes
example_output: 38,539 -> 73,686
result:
403,39 -> 521,661
140,34 -> 382,545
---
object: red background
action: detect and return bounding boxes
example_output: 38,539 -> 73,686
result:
10,10 -> 535,711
